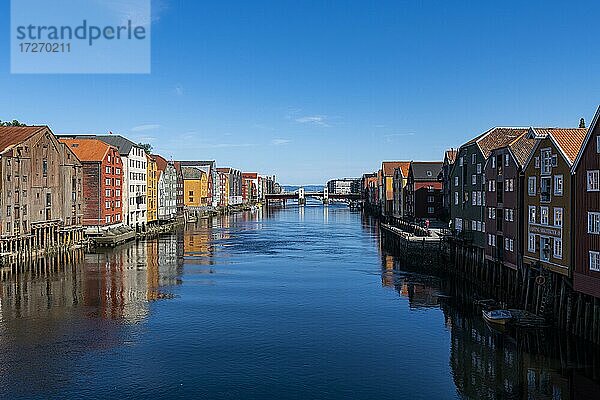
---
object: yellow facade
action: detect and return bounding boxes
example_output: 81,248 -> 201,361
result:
184,172 -> 207,207
223,175 -> 230,206
147,156 -> 158,222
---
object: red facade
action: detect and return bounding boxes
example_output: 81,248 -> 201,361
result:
60,139 -> 123,227
573,108 -> 600,298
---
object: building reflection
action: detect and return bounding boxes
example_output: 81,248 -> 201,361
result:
380,253 -> 600,399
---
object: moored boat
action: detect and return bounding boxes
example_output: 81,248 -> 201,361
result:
482,309 -> 512,325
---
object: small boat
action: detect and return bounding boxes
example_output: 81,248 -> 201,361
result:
482,309 -> 512,325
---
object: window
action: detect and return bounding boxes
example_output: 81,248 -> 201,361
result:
472,191 -> 476,206
106,216 -> 111,223
540,237 -> 551,261
528,177 -> 536,195
472,174 -> 477,185
459,157 -> 463,167
427,196 -> 434,203
529,206 -> 536,223
454,192 -> 459,205
477,191 -> 482,206
554,175 -> 563,196
106,201 -> 111,209
489,207 -> 496,219
472,154 -> 476,164
589,212 -> 600,234
504,154 -> 509,167
105,189 -> 111,197
492,157 -> 496,169
427,206 -> 434,214
509,239 -> 514,252
540,176 -> 551,202
588,170 -> 600,191
6,206 -> 11,217
477,221 -> 482,232
489,180 -> 496,192
554,208 -> 563,227
455,218 -> 462,231
591,251 -> 600,272
106,166 -> 111,174
472,220 -> 477,231
541,206 -> 549,225
597,136 -> 600,153
477,163 -> 482,174
554,238 -> 563,259
535,157 -> 540,169
454,176 -> 459,186
42,159 -> 48,177
551,155 -> 558,167
505,237 -> 510,251
105,178 -> 111,186
541,149 -> 552,175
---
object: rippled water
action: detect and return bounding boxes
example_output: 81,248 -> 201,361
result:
0,205 -> 598,399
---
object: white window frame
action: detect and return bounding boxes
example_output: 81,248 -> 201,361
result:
554,208 -> 563,227
529,206 -> 536,223
590,251 -> 600,272
477,163 -> 482,174
504,154 -> 509,167
528,233 -> 536,252
540,206 -> 549,225
588,170 -> 600,191
528,177 -> 536,196
472,154 -> 476,164
589,212 -> 600,234
454,176 -> 459,186
554,238 -> 563,259
554,175 -> 563,196
491,156 -> 496,169
454,191 -> 459,205
472,191 -> 477,206
472,174 -> 477,185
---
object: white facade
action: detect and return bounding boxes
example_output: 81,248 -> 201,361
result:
123,146 -> 147,229
158,162 -> 178,221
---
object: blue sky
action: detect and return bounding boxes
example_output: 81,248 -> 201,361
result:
1,0 -> 599,184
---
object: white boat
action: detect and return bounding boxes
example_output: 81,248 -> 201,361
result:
482,309 -> 512,326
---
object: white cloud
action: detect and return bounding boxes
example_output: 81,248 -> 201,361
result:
271,138 -> 291,145
131,124 -> 161,132
295,115 -> 330,127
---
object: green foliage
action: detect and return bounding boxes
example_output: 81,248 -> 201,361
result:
0,119 -> 27,126
138,142 -> 153,154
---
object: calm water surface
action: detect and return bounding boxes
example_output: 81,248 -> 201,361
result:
1,205 -> 599,399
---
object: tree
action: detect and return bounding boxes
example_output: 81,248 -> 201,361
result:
0,119 -> 27,126
138,142 -> 153,154
579,118 -> 586,128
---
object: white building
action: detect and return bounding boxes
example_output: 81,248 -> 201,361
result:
95,136 -> 148,231
154,155 -> 178,221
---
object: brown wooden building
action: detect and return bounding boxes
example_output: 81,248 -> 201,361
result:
0,126 -> 84,256
484,132 -> 536,270
572,107 -> 600,298
405,161 -> 443,220
59,138 -> 123,229
522,127 -> 587,277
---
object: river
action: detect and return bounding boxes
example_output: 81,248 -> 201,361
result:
0,204 -> 598,399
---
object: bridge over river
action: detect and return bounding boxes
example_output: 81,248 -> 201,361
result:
265,187 -> 361,206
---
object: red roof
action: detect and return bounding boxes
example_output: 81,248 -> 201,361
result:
243,172 -> 258,179
545,128 -> 587,163
382,161 -> 411,177
0,126 -> 47,154
58,138 -> 114,162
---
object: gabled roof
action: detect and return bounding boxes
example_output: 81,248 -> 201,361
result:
465,127 -> 530,158
382,161 -> 410,177
444,149 -> 458,164
410,161 -> 443,181
0,126 -> 47,155
152,154 -> 168,172
243,172 -> 258,179
508,134 -> 537,168
572,106 -> 600,173
217,167 -> 232,173
524,127 -> 587,169
58,138 -> 114,162
182,166 -> 206,180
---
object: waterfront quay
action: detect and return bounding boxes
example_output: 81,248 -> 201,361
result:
0,126 -> 279,264
362,106 -> 600,345
1,206 -> 599,399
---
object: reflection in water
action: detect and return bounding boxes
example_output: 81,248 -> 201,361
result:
381,249 -> 600,400
0,207 -> 598,399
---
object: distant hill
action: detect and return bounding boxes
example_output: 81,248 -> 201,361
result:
282,185 -> 324,193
